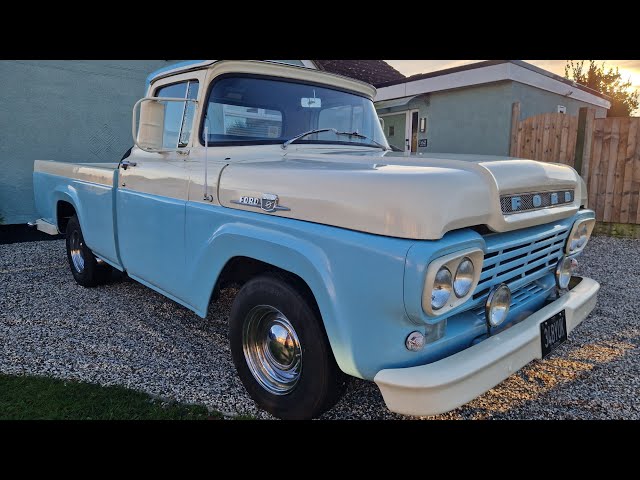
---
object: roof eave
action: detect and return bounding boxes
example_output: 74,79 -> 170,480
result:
375,60 -> 611,109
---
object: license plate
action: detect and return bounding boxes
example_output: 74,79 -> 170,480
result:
540,310 -> 567,359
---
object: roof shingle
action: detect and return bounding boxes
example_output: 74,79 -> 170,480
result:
315,60 -> 405,87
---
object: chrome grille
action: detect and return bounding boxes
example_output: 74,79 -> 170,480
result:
470,224 -> 570,310
501,190 -> 574,214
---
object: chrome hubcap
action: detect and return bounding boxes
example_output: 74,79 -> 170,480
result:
242,305 -> 302,395
69,230 -> 85,273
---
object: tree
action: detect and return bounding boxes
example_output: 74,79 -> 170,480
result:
564,60 -> 639,117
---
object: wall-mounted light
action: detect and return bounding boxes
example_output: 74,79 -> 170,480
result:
419,117 -> 427,133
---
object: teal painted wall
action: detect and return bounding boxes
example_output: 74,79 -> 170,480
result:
420,82 -> 514,156
0,60 -> 178,224
375,80 -> 608,157
511,82 -> 607,120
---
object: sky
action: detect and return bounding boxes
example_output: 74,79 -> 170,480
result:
385,60 -> 640,114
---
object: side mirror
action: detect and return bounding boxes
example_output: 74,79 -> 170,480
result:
132,97 -> 198,153
135,98 -> 165,151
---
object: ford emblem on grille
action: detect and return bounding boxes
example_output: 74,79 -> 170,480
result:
500,190 -> 574,214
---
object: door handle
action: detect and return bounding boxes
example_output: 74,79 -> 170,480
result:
120,160 -> 137,170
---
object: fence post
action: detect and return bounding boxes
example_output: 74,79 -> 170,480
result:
509,102 -> 521,157
574,107 -> 595,178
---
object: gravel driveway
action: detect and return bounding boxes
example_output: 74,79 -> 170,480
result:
1,236 -> 639,419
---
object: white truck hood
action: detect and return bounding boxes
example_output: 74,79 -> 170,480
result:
218,152 -> 583,240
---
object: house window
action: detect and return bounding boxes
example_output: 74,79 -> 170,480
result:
388,125 -> 395,137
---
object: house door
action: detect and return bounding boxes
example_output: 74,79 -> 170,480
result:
406,110 -> 419,153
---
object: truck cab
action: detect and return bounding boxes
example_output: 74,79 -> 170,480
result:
33,60 -> 599,419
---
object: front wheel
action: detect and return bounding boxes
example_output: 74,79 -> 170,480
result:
65,214 -> 112,287
229,273 -> 348,419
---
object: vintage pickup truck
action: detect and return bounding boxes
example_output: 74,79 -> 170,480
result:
32,60 -> 599,419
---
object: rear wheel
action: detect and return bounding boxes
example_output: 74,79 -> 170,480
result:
229,273 -> 348,419
65,214 -> 112,287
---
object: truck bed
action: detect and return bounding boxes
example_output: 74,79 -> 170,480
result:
34,160 -> 118,185
33,160 -> 120,267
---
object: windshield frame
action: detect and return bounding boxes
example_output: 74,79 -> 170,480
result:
198,73 -> 387,149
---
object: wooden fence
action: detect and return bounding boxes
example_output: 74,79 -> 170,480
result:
509,103 -> 580,166
509,103 -> 640,225
588,116 -> 640,224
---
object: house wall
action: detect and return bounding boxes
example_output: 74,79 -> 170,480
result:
511,82 -> 608,119
375,80 -> 609,157
0,60 -> 179,224
419,81 -> 514,156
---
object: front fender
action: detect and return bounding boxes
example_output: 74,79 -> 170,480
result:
183,203 -> 414,378
187,221 -> 348,367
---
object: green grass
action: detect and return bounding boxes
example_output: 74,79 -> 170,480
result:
593,221 -> 640,239
0,374 -> 221,420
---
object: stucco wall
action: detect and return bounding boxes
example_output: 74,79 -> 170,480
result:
419,81 -> 514,156
375,80 -> 609,158
510,81 -> 608,120
0,60 -> 177,224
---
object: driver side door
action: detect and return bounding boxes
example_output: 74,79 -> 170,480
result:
116,75 -> 201,301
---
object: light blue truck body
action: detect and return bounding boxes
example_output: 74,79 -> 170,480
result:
32,166 -> 593,379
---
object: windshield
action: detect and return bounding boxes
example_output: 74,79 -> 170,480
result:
201,75 -> 389,149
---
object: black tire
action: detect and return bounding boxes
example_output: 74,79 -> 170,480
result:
229,273 -> 348,419
65,214 -> 112,287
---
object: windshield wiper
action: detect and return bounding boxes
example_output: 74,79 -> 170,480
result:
282,128 -> 390,151
282,128 -> 336,149
334,130 -> 390,151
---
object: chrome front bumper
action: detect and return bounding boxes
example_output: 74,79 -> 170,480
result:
374,276 -> 599,417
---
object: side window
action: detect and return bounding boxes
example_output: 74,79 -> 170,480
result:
154,80 -> 199,148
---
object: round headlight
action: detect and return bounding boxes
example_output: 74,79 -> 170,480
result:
568,220 -> 593,253
556,256 -> 578,289
431,266 -> 452,310
485,284 -> 511,327
454,257 -> 474,298
576,223 -> 588,248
